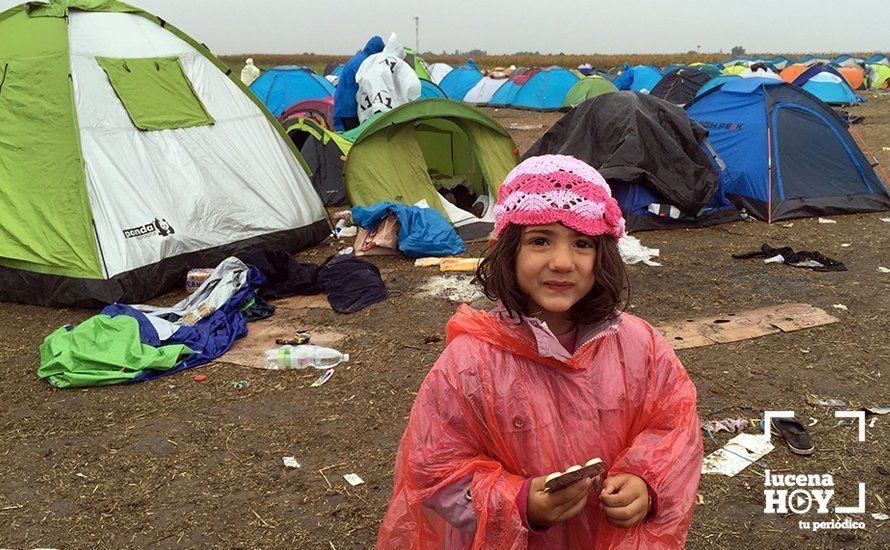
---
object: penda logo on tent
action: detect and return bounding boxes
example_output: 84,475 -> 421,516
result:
698,120 -> 744,131
122,218 -> 176,239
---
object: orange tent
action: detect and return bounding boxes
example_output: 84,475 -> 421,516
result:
780,64 -> 808,83
838,67 -> 864,90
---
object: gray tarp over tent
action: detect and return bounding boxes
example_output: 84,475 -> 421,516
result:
524,92 -> 739,230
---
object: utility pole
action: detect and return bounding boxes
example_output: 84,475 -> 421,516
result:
414,16 -> 420,52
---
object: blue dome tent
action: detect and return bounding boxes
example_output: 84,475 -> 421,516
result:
686,78 -> 890,221
488,68 -> 539,107
437,65 -> 483,101
250,66 -> 335,117
614,65 -> 663,93
510,67 -> 580,110
419,79 -> 447,99
791,64 -> 863,106
696,75 -> 740,97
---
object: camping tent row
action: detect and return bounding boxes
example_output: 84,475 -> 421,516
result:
618,63 -> 865,107
719,54 -> 890,70
438,65 -> 618,110
251,56 -> 446,123
3,0 -> 884,310
0,0 -> 328,308
286,91 -> 888,237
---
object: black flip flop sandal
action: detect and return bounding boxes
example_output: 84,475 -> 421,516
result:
771,417 -> 815,455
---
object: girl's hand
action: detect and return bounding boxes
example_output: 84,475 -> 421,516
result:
526,475 -> 593,528
599,473 -> 649,528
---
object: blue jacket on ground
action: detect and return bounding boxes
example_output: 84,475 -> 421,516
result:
334,35 -> 385,130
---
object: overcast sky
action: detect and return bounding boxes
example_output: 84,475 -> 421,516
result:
3,0 -> 888,56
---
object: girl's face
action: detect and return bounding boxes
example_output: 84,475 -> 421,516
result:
516,223 -> 596,327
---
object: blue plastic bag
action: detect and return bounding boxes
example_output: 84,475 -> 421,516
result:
352,202 -> 466,258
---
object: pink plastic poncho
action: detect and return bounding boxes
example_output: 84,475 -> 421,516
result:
377,305 -> 702,549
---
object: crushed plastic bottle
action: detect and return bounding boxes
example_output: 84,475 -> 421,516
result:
262,345 -> 350,370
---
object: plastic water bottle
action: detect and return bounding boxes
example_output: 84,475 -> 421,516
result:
263,345 -> 350,370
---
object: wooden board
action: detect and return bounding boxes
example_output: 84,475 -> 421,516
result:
440,258 -> 482,272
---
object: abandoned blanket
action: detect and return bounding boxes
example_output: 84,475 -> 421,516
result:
238,250 -> 387,313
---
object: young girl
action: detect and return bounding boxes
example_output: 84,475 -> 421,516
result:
377,155 -> 702,549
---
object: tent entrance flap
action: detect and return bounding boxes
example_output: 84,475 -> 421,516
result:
96,56 -> 214,131
774,105 -> 874,200
415,119 -> 485,195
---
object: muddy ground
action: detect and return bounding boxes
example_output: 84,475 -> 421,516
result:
2,95 -> 889,549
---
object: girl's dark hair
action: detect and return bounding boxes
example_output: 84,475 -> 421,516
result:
475,224 -> 630,326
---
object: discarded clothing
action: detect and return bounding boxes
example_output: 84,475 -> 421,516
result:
242,295 -> 276,322
38,315 -> 193,388
239,250 -> 387,313
316,255 -> 387,313
239,250 -> 321,299
39,257 -> 263,388
352,202 -> 466,258
133,257 -> 260,340
101,260 -> 261,382
733,244 -> 847,272
700,418 -> 748,434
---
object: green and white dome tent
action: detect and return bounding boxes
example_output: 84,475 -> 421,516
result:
0,0 -> 329,307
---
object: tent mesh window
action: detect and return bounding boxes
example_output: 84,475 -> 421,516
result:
97,56 -> 214,131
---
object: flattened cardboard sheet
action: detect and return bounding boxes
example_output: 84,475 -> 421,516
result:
659,303 -> 838,350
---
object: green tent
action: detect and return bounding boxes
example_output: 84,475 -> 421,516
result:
404,47 -> 431,80
344,99 -> 519,239
562,76 -> 619,108
867,64 -> 890,89
689,63 -> 722,78
0,0 -> 327,307
722,65 -> 748,76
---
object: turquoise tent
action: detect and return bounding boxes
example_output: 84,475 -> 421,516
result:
511,67 -> 580,110
614,65 -> 663,93
420,79 -> 447,99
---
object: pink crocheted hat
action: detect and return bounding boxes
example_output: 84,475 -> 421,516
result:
493,154 -> 625,239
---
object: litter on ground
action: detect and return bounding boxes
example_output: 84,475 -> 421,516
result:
702,433 -> 774,477
343,473 -> 365,486
417,275 -> 487,303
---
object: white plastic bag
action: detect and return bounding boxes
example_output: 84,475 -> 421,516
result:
618,234 -> 661,266
355,33 -> 421,123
